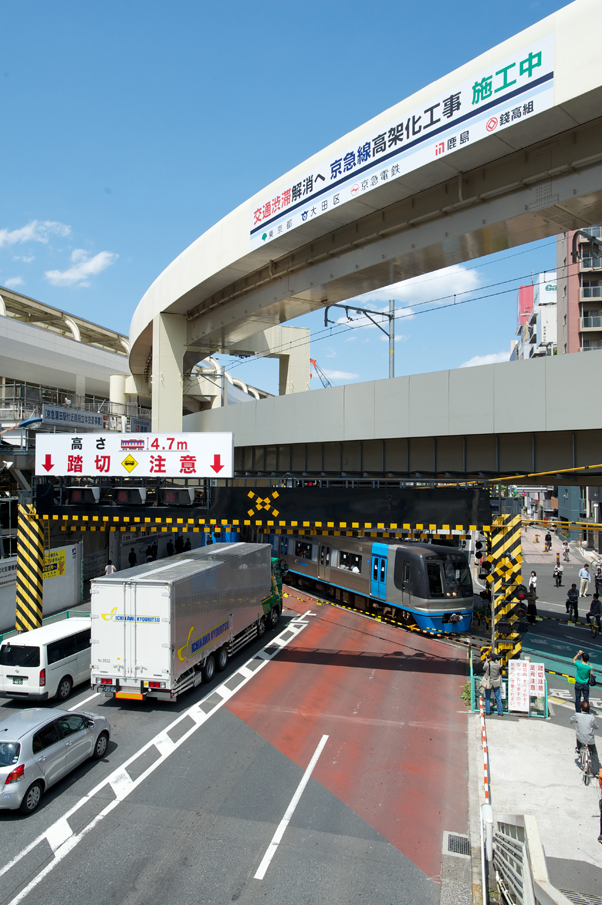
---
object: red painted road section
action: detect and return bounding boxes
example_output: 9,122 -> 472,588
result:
226,590 -> 469,882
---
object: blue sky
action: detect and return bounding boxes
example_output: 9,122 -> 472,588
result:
1,0 -> 567,394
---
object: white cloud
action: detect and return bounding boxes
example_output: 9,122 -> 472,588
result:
356,263 -> 481,308
45,249 -> 118,287
4,276 -> 24,288
380,333 -> 407,342
460,351 -> 509,368
12,255 -> 35,263
0,220 -> 71,248
323,369 -> 359,380
325,350 -> 337,358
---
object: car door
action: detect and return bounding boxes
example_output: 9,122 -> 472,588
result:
32,721 -> 67,787
73,629 -> 91,684
56,713 -> 94,770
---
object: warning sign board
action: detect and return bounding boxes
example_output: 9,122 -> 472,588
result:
35,433 -> 233,479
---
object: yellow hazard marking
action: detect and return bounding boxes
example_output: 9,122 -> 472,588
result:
121,454 -> 138,473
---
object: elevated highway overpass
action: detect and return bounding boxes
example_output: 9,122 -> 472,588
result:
129,0 -> 602,435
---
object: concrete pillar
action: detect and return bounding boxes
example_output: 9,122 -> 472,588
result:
151,313 -> 187,432
279,342 -> 310,395
110,374 -> 126,408
75,374 -> 86,405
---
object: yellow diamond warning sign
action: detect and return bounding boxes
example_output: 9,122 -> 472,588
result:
121,455 -> 138,473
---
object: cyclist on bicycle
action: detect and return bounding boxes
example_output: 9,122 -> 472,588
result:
562,540 -> 570,562
586,594 -> 602,632
571,701 -> 600,777
567,584 -> 579,621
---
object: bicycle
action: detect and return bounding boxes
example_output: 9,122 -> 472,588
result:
590,617 -> 600,640
578,743 -> 591,785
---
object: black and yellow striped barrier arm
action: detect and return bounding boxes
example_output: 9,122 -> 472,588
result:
15,504 -> 44,632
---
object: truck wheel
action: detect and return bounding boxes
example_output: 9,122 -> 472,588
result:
269,607 -> 280,628
257,617 -> 266,638
216,646 -> 228,672
201,655 -> 215,683
55,677 -> 72,701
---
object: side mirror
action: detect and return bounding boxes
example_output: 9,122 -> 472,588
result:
86,719 -> 95,729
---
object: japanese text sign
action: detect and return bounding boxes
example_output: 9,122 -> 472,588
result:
42,404 -> 104,430
35,432 -> 233,478
251,35 -> 554,250
508,659 -> 531,713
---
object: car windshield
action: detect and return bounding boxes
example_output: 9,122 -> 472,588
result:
0,644 -> 40,667
0,742 -> 20,767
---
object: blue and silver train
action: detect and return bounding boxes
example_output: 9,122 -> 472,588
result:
267,534 -> 473,634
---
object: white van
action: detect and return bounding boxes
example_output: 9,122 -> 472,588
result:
0,617 -> 91,703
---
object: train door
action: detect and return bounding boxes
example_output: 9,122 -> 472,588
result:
400,560 -> 412,606
370,543 -> 389,599
318,543 -> 331,582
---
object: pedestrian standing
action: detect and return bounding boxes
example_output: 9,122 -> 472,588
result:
554,563 -> 563,587
183,537 -> 191,552
572,650 -> 593,712
595,567 -> 602,597
166,539 -> 175,556
145,544 -> 153,563
128,547 -> 137,568
481,653 -> 503,716
151,541 -> 158,561
175,535 -> 184,555
545,531 -> 552,553
579,565 -> 591,598
528,571 -> 537,594
567,583 -> 579,621
105,560 -> 116,575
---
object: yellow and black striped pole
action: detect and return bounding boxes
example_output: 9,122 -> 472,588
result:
15,504 -> 44,632
485,514 -> 523,666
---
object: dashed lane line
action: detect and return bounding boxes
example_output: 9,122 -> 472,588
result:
0,618 -> 311,905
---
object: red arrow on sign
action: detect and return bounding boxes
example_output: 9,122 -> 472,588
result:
42,454 -> 54,472
210,454 -> 224,474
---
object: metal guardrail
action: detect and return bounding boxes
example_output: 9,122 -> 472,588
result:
494,815 -> 573,905
0,609 -> 90,644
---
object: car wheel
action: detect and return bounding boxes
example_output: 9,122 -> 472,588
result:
19,781 -> 43,815
55,677 -> 72,702
216,646 -> 228,672
257,616 -> 266,638
201,654 -> 215,683
269,607 -> 280,628
93,731 -> 109,760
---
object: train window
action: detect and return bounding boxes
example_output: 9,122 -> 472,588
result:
320,546 -> 330,566
403,563 -> 410,584
380,560 -> 386,582
280,538 -> 289,555
427,563 -> 444,598
373,560 -> 378,581
295,541 -> 313,559
441,558 -> 472,594
340,551 -> 361,573
393,552 -> 412,591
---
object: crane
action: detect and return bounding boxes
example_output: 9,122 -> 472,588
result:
310,358 -> 333,389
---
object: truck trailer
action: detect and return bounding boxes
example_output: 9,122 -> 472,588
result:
90,542 -> 282,702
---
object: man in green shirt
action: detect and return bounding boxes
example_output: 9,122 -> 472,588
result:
573,650 -> 593,712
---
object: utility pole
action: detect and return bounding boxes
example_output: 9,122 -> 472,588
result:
389,299 -> 395,378
324,302 -> 396,379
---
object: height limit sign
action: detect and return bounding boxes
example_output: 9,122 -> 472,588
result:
35,433 -> 233,478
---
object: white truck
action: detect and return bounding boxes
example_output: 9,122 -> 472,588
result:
90,543 -> 282,702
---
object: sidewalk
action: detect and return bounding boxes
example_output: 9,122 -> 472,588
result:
472,710 -> 602,899
521,527 -> 586,567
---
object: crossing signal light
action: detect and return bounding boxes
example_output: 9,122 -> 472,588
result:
496,583 -> 529,636
65,486 -> 100,505
113,487 -> 146,505
157,487 -> 194,506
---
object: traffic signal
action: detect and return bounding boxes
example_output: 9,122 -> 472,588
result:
496,583 -> 529,636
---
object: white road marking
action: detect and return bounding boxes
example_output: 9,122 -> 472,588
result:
0,620 -> 309,905
68,692 -> 100,712
254,734 -> 329,881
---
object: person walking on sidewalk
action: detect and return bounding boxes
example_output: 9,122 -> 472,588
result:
481,653 -> 503,717
579,565 -> 591,598
104,560 -> 116,575
567,583 -> 580,621
573,650 -> 593,712
562,540 -> 570,562
545,530 -> 552,552
595,567 -> 602,597
528,571 -> 537,594
570,700 -> 600,778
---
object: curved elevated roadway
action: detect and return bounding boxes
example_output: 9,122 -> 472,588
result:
130,0 -> 602,433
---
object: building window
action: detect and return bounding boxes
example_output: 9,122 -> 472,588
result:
564,343 -> 567,353
563,314 -> 567,325
581,278 -> 601,298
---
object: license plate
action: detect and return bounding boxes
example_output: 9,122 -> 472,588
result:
12,677 -> 23,685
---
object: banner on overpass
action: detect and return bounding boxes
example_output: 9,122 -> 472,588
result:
251,34 -> 554,250
34,432 -> 233,478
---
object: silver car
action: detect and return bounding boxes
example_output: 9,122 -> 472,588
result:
0,708 -> 110,815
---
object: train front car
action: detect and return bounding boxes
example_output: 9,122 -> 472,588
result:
390,543 -> 473,634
